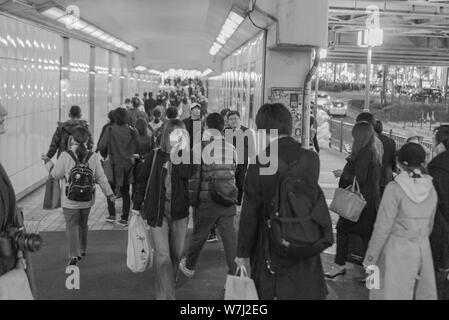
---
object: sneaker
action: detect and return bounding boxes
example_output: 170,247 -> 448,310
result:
106,216 -> 116,223
116,219 -> 129,227
179,258 -> 195,279
207,233 -> 218,243
67,257 -> 78,267
324,266 -> 347,279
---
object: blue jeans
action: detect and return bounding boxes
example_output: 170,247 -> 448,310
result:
150,215 -> 189,300
63,208 -> 90,259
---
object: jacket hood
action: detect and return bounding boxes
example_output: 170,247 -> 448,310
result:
429,151 -> 449,174
395,171 -> 434,203
60,120 -> 88,134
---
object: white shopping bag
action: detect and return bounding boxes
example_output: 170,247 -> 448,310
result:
126,212 -> 152,273
225,266 -> 259,300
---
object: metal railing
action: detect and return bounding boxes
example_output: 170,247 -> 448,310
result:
329,118 -> 433,153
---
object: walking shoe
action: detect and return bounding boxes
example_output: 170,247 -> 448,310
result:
179,258 -> 195,279
106,216 -> 116,223
67,257 -> 78,267
207,233 -> 218,243
116,219 -> 129,227
324,266 -> 347,279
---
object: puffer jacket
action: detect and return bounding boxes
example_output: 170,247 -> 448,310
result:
46,120 -> 94,159
189,133 -> 238,207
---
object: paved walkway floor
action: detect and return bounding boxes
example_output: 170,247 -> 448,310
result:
20,147 -> 364,300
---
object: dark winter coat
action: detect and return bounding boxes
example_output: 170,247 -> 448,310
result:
336,147 -> 381,256
98,124 -> 138,188
429,151 -> 449,273
237,137 -> 332,300
46,120 -> 94,159
183,117 -> 205,149
377,133 -> 397,191
133,149 -> 191,227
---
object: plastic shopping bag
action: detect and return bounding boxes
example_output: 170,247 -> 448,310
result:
224,266 -> 259,300
126,212 -> 152,273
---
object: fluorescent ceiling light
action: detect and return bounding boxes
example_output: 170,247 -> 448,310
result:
209,8 -> 245,56
41,7 -> 65,20
40,7 -> 137,53
135,65 -> 147,72
202,68 -> 214,77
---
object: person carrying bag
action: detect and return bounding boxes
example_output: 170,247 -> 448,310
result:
225,265 -> 259,300
330,177 -> 367,223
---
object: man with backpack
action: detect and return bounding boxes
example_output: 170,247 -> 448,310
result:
235,103 -> 333,300
42,106 -> 93,161
179,113 -> 241,279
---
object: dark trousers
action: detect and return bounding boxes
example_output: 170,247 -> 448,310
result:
120,184 -> 131,220
107,182 -> 116,217
335,230 -> 369,266
185,205 -> 237,274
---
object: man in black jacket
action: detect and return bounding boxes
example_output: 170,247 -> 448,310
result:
144,92 -> 157,118
374,120 -> 397,195
42,105 -> 93,161
429,125 -> 449,300
183,103 -> 204,149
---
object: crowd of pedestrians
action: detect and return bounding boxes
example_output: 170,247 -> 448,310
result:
1,80 -> 449,300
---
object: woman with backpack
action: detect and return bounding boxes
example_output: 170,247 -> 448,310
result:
363,143 -> 438,300
326,122 -> 381,279
48,126 -> 115,266
132,119 -> 191,300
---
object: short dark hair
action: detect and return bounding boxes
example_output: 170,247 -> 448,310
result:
220,108 -> 231,118
434,125 -> 449,150
255,103 -> 292,136
125,98 -> 131,104
69,106 -> 81,119
143,92 -> 148,97
131,97 -> 140,109
356,112 -> 375,126
166,107 -> 178,120
206,113 -> 225,132
115,108 -> 129,126
227,111 -> 240,119
374,120 -> 383,134
153,108 -> 162,118
108,110 -> 116,123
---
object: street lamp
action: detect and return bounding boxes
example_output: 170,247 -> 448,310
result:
358,27 -> 383,112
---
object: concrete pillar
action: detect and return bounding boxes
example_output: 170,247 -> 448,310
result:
257,0 -> 328,145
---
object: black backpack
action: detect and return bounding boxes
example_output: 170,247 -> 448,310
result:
65,150 -> 95,202
263,154 -> 333,271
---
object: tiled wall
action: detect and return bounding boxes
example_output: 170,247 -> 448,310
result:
68,38 -> 90,121
0,15 -> 61,196
208,32 -> 265,129
0,14 -> 161,197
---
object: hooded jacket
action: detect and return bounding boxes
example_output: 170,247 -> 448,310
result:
428,150 -> 449,273
46,120 -> 94,159
364,173 -> 438,300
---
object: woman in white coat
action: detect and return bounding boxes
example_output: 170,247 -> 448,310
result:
363,142 -> 438,300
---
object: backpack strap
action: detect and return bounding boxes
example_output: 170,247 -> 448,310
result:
66,150 -> 79,164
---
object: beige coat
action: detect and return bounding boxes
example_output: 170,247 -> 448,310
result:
364,173 -> 438,300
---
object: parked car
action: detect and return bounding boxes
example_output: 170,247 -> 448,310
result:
313,92 -> 332,111
410,88 -> 443,103
328,100 -> 348,117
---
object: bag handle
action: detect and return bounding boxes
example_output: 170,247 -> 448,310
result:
351,177 -> 361,194
235,265 -> 249,278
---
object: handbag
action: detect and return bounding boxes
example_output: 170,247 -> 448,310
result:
330,177 -> 367,223
224,266 -> 259,300
43,175 -> 61,210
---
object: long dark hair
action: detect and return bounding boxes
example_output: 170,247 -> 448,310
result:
160,119 -> 186,153
351,122 -> 377,161
135,118 -> 149,137
72,126 -> 90,162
